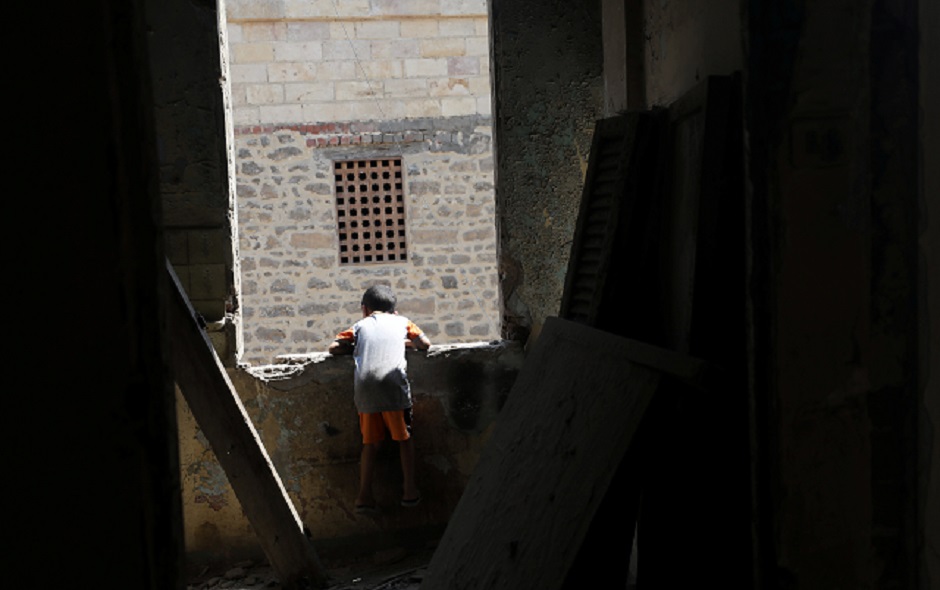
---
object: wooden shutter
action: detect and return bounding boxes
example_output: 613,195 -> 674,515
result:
559,110 -> 665,335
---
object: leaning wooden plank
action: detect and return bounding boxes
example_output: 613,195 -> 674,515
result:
420,317 -> 666,590
604,328 -> 724,391
166,260 -> 329,590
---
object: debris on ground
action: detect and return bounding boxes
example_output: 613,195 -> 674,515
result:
187,549 -> 433,590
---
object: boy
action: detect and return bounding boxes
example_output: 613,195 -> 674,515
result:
329,285 -> 431,513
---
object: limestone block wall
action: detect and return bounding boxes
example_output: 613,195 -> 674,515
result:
225,2 -> 492,127
225,0 -> 500,366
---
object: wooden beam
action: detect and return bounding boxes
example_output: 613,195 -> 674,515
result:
601,0 -> 628,115
601,0 -> 646,113
624,0 -> 646,110
166,260 -> 330,589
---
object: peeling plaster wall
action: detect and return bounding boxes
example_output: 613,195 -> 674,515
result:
490,0 -> 604,343
178,343 -> 522,566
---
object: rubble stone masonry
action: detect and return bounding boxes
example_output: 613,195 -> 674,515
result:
234,117 -> 500,365
226,1 -> 500,365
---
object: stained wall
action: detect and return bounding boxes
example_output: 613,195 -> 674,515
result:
178,343 -> 523,567
490,0 -> 605,343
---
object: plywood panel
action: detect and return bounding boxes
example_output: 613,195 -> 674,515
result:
421,317 -> 686,590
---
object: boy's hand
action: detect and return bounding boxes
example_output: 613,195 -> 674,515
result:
329,340 -> 354,355
407,335 -> 431,352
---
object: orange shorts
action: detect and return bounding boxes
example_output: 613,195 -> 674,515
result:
359,408 -> 413,444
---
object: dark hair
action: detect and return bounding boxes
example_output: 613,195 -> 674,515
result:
361,284 -> 396,312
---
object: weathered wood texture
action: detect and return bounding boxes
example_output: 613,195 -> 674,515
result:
167,261 -> 330,590
420,317 -> 713,590
556,74 -> 749,586
562,75 -> 743,360
559,109 -> 667,345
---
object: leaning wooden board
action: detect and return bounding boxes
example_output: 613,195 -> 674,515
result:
167,260 -> 330,590
420,317 -> 710,590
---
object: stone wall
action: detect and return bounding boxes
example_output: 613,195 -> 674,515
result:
234,116 -> 500,365
225,2 -> 492,128
225,1 -> 500,365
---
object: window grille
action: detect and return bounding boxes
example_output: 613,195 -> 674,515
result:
334,158 -> 407,265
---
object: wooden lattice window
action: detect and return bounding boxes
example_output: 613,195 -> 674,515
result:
334,158 -> 407,265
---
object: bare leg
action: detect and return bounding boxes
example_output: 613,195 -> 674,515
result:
399,437 -> 419,502
357,442 -> 380,507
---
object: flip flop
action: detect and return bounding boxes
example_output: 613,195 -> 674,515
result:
355,503 -> 379,515
400,493 -> 421,508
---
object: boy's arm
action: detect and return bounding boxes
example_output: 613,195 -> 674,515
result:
405,321 -> 431,351
329,340 -> 353,355
329,328 -> 355,355
405,334 -> 431,351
